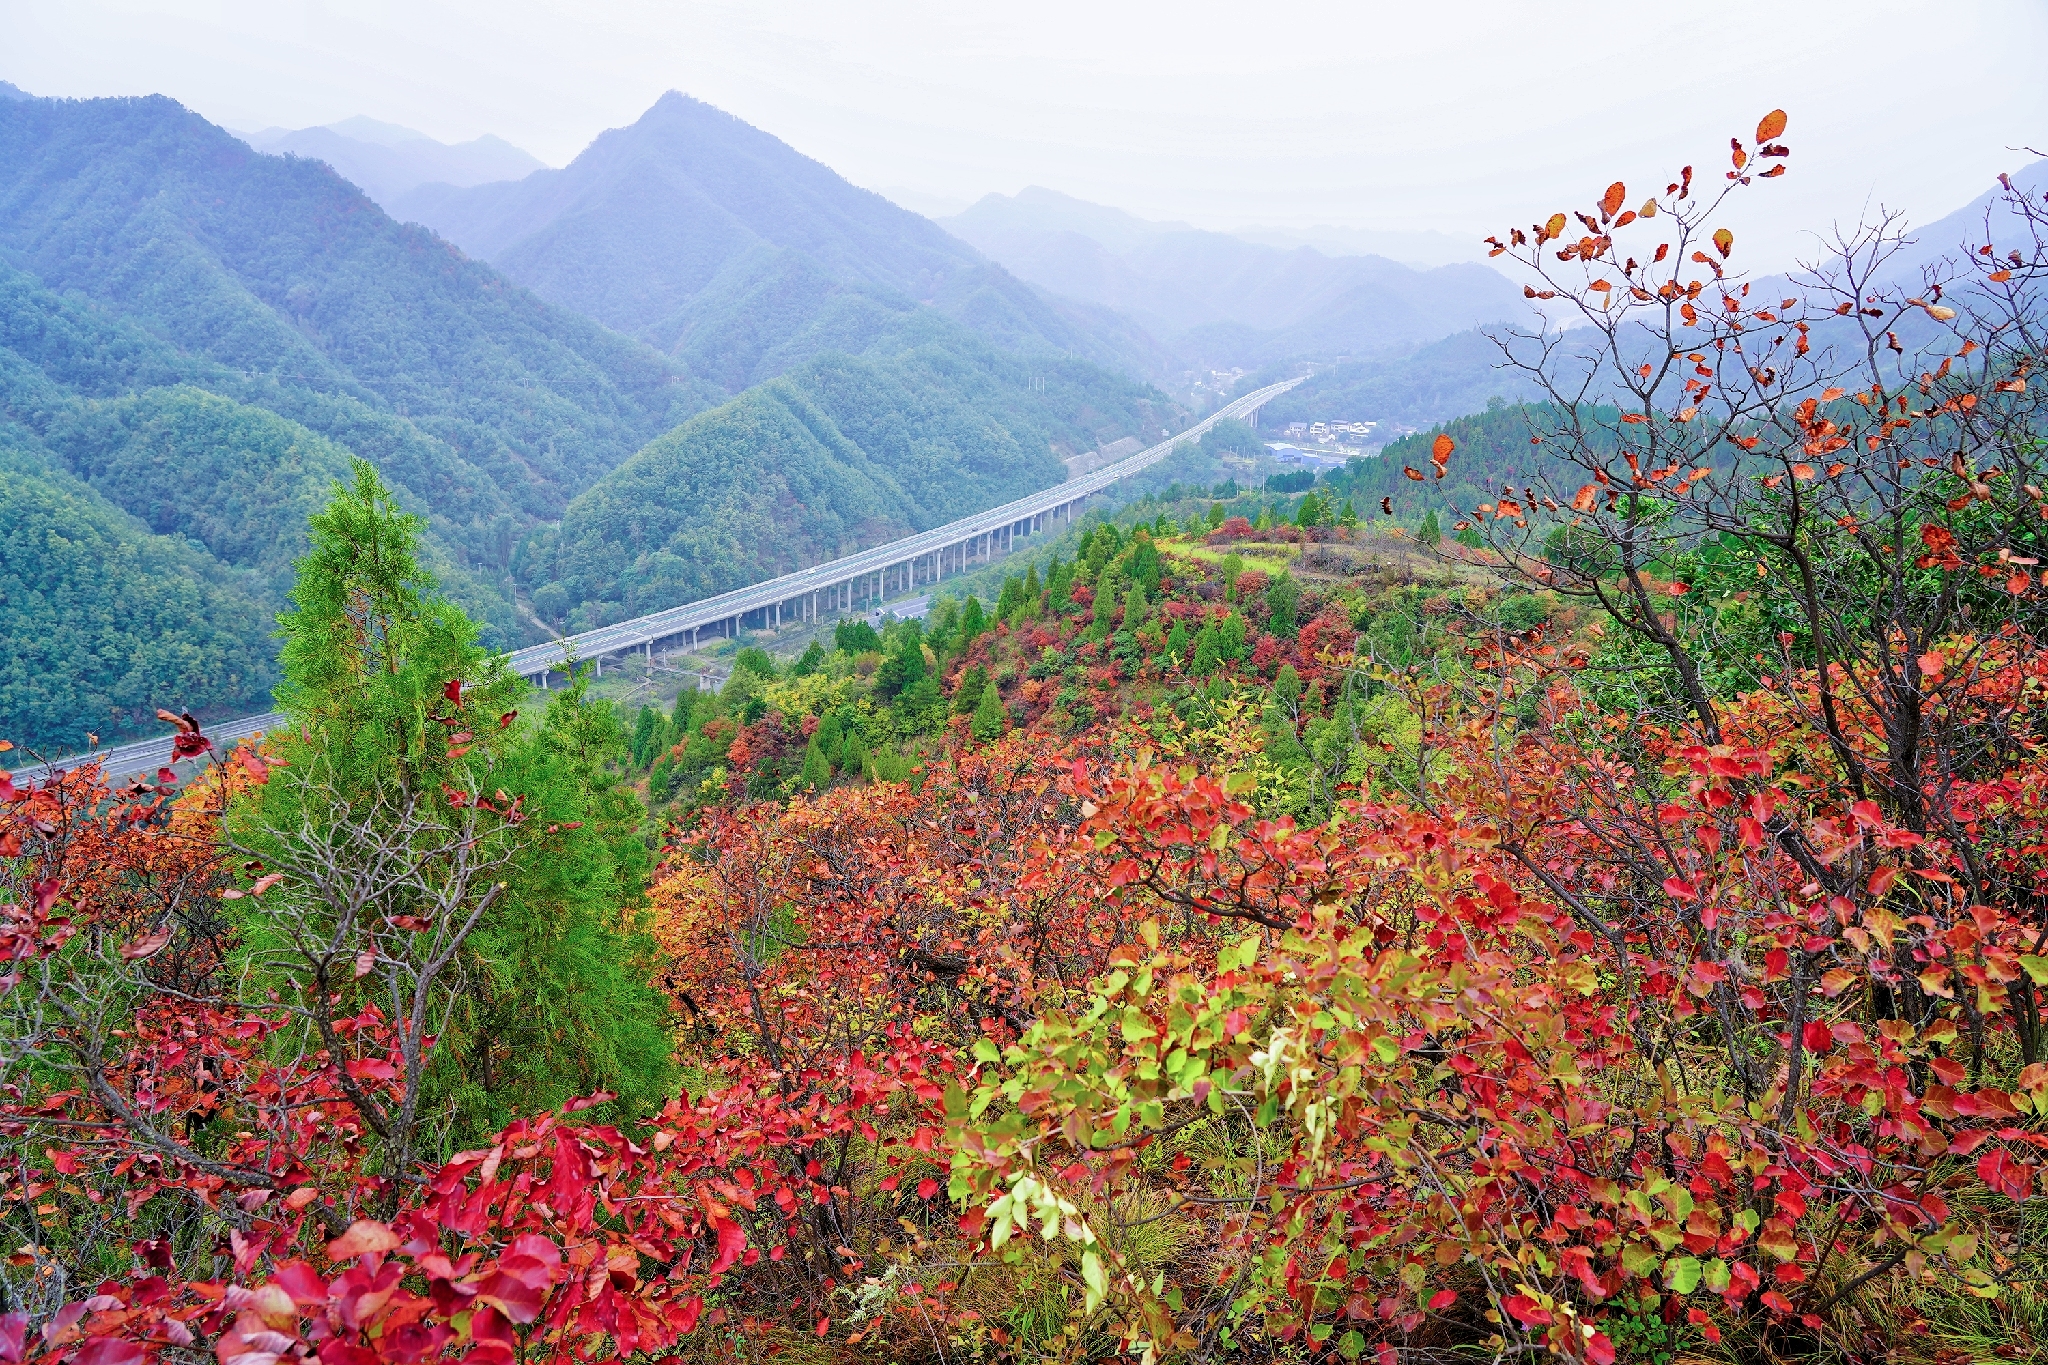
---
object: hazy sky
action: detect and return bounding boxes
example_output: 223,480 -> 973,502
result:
7,0 -> 2045,269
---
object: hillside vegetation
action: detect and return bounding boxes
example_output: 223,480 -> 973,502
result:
529,335 -> 1173,628
0,93 -> 1177,750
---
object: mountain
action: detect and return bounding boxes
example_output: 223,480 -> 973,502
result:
0,92 -> 715,746
0,426 -> 279,755
1229,224 -> 1484,270
237,118 -> 546,204
0,92 -> 1179,749
529,321 -> 1177,630
391,93 -> 1169,382
941,187 -> 1527,370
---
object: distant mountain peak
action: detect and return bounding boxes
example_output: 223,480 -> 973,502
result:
943,185 -> 1524,369
236,116 -> 545,206
0,81 -> 33,101
322,115 -> 434,147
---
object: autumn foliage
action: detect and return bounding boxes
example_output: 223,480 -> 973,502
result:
8,113 -> 2048,1365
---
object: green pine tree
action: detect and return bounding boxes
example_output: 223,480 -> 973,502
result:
839,730 -> 871,780
959,595 -> 987,645
952,662 -> 989,715
799,734 -> 831,790
630,704 -> 661,768
1419,508 -> 1442,547
234,461 -> 673,1149
1122,583 -> 1149,630
1206,503 -> 1227,529
970,678 -> 1007,742
1167,620 -> 1190,660
1266,575 -> 1300,639
1339,498 -> 1358,528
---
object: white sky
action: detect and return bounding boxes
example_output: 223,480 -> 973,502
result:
6,0 -> 2045,270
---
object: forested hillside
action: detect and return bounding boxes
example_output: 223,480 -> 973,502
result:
0,93 -> 1178,751
0,95 -> 703,521
395,93 -> 1171,382
529,330 -> 1174,628
0,433 -> 278,746
0,93 -> 715,748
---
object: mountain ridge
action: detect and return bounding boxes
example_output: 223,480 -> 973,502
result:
391,93 -> 1175,383
941,186 -> 1526,370
238,120 -> 547,203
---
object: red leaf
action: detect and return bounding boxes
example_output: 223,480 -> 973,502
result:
3,1312 -> 30,1365
71,1340 -> 142,1365
1427,1289 -> 1457,1311
120,925 -> 173,960
710,1218 -> 747,1275
1978,1148 -> 2035,1200
443,679 -> 463,705
475,1271 -> 547,1325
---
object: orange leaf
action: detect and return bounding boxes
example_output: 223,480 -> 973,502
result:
1600,181 -> 1626,220
1572,485 -> 1598,512
327,1220 -> 402,1261
1403,466 -> 1423,481
1431,433 -> 1455,464
1545,212 -> 1567,240
1756,109 -> 1788,142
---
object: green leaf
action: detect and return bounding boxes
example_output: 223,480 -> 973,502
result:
1665,1256 -> 1701,1294
1621,1241 -> 1660,1276
971,1039 -> 1001,1065
1081,1249 -> 1109,1313
1371,1035 -> 1400,1064
2021,955 -> 2048,986
1337,1330 -> 1366,1360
